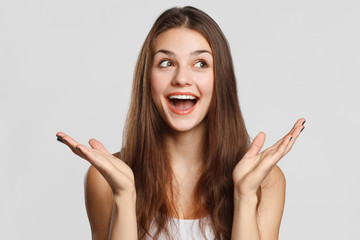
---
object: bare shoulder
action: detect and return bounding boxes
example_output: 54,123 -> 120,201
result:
272,165 -> 285,182
112,151 -> 121,159
84,151 -> 121,193
261,164 -> 286,190
259,165 -> 286,204
84,151 -> 120,239
257,165 -> 286,240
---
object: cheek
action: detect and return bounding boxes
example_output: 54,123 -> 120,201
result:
150,71 -> 166,104
196,73 -> 214,99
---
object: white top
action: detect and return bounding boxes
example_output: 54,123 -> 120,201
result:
147,216 -> 215,240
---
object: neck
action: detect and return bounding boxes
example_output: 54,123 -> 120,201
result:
164,123 -> 206,171
164,122 -> 208,219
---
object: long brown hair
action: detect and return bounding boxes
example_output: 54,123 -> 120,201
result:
122,6 -> 250,239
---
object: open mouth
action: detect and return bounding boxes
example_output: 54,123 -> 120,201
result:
167,94 -> 198,115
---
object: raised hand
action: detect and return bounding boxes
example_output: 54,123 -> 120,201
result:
232,118 -> 305,200
56,132 -> 135,197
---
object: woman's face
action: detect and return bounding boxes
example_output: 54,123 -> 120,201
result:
150,27 -> 214,133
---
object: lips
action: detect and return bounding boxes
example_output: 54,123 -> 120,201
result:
166,92 -> 199,115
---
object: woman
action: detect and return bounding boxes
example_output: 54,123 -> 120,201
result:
56,6 -> 305,240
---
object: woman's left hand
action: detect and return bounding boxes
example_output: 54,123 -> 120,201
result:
232,118 -> 305,201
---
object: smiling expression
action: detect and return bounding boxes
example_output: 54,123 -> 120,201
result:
150,27 -> 214,133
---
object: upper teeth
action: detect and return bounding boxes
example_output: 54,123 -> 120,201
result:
169,95 -> 196,100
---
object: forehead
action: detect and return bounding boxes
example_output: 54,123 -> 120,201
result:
153,27 -> 212,54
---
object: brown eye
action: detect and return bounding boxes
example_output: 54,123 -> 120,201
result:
159,60 -> 173,68
194,61 -> 207,68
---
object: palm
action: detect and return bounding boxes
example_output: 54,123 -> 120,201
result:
232,118 -> 305,198
56,133 -> 135,196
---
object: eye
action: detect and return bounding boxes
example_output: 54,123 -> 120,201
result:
193,61 -> 208,68
158,59 -> 173,68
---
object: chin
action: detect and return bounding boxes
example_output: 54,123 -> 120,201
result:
166,118 -> 206,133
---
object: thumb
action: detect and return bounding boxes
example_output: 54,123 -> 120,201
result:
245,132 -> 266,157
88,139 -> 111,155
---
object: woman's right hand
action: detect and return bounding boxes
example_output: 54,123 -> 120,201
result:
56,132 -> 135,198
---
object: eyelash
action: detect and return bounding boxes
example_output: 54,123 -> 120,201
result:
158,59 -> 174,68
194,60 -> 208,68
157,59 -> 208,68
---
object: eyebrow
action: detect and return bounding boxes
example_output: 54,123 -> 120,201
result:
153,49 -> 212,57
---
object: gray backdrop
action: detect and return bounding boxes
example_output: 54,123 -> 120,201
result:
1,0 -> 359,239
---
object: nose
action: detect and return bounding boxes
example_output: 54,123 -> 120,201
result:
171,66 -> 193,87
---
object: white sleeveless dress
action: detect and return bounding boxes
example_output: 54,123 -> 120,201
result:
147,216 -> 215,240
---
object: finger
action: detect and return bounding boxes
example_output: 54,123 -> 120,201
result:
275,134 -> 293,159
244,132 -> 266,158
88,138 -> 111,156
76,144 -> 110,169
76,143 -> 125,174
257,134 -> 293,173
272,118 -> 305,150
288,118 -> 305,137
56,132 -> 79,148
270,118 -> 306,149
56,132 -> 87,158
76,144 -> 122,183
246,119 -> 305,181
284,124 -> 305,154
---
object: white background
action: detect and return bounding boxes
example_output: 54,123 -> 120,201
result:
1,0 -> 359,239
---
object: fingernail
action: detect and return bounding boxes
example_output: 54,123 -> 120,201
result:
57,136 -> 68,143
301,126 -> 305,132
302,120 -> 306,125
290,136 -> 293,141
